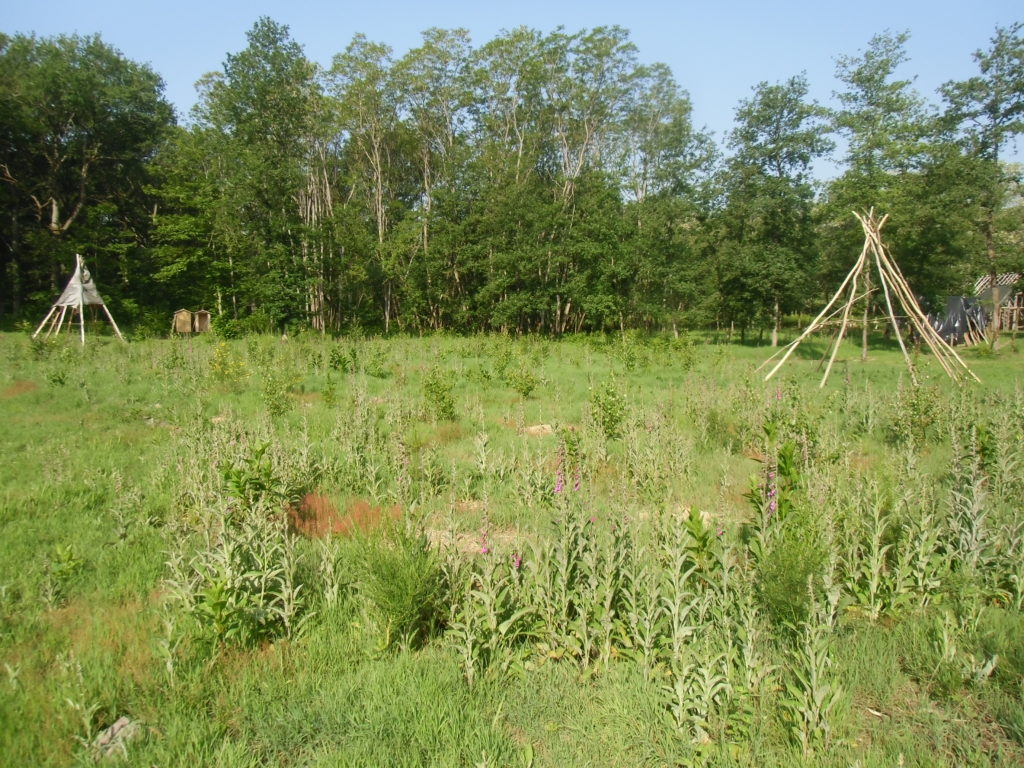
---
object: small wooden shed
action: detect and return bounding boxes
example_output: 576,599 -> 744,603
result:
192,310 -> 211,333
172,309 -> 193,335
172,309 -> 213,335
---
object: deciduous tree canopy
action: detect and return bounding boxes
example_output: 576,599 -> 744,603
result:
1,20 -> 1021,335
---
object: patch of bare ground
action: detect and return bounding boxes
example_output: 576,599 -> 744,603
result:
42,596 -> 159,686
521,423 -> 554,436
1,380 -> 37,398
287,493 -> 400,538
434,422 -> 465,443
425,525 -> 526,555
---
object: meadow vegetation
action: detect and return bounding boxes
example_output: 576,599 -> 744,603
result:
0,329 -> 1022,766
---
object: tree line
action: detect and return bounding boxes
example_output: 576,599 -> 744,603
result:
1,19 -> 1021,338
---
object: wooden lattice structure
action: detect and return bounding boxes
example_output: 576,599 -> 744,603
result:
760,210 -> 979,387
975,272 -> 1023,332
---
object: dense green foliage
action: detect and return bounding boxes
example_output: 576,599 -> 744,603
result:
1,331 -> 1023,765
1,21 -> 1022,334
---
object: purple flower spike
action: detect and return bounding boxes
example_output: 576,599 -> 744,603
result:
512,553 -> 522,570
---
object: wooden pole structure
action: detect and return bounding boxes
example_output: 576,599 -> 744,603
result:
764,209 -> 979,386
758,288 -> 873,375
820,246 -> 864,388
871,239 -> 916,385
101,304 -> 126,342
758,243 -> 867,381
32,307 -> 57,339
53,306 -> 69,337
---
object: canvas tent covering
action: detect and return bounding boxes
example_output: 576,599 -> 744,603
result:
928,297 -> 987,346
33,254 -> 125,343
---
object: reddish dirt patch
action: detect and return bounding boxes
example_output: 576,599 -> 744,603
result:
742,446 -> 768,463
287,493 -> 400,538
1,380 -> 37,398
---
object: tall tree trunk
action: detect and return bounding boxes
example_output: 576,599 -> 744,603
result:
770,297 -> 780,347
986,209 -> 1001,339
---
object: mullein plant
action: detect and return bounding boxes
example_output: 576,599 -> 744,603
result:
843,486 -> 901,622
657,516 -> 700,666
526,500 -> 591,661
998,520 -> 1024,610
616,536 -> 665,672
163,444 -> 312,653
730,585 -> 778,736
946,427 -> 996,591
896,507 -> 947,609
570,509 -> 630,669
658,508 -> 739,744
989,405 -> 1022,505
445,545 -> 536,688
165,508 -> 310,650
662,641 -> 732,745
782,579 -> 845,757
623,409 -> 693,503
593,521 -> 632,668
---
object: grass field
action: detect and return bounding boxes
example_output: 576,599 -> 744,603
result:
1,329 -> 1022,766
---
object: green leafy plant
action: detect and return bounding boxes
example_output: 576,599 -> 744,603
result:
590,377 -> 626,441
424,366 -> 457,422
41,543 -> 84,608
165,510 -> 309,650
220,443 -> 290,516
447,549 -> 537,687
505,366 -> 539,398
209,341 -> 249,389
260,369 -> 297,417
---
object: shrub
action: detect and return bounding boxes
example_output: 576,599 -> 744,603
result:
424,366 -> 457,422
352,522 -> 446,649
755,505 -> 828,628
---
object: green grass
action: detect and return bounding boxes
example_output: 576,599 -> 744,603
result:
0,329 -> 1022,766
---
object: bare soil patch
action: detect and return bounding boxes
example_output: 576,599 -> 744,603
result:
2,380 -> 37,398
287,493 -> 400,538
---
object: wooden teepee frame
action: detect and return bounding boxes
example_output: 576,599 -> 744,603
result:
759,210 -> 979,387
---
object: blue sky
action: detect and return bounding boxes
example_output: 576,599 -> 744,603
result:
6,0 -> 1022,166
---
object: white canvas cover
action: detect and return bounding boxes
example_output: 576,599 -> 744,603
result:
54,256 -> 106,306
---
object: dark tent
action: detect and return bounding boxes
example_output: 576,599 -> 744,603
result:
928,296 -> 987,346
